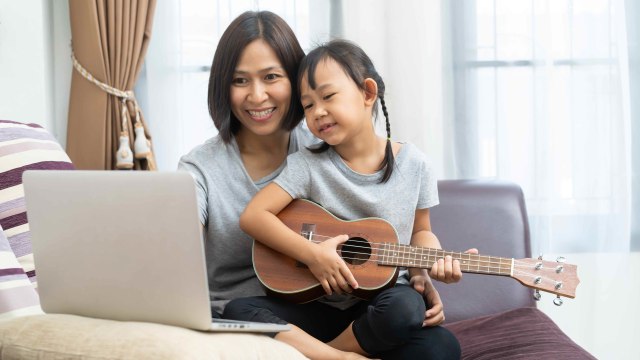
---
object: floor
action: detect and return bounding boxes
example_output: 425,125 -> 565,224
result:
537,252 -> 640,360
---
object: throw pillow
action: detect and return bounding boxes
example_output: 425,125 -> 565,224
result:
0,120 -> 74,286
0,224 -> 43,318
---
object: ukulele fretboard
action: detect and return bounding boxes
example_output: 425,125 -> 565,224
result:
377,243 -> 513,276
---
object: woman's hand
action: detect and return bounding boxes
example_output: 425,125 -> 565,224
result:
410,275 -> 445,327
307,235 -> 359,295
429,248 -> 479,283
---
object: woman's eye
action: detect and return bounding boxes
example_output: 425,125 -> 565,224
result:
265,73 -> 281,81
323,93 -> 335,100
232,78 -> 248,85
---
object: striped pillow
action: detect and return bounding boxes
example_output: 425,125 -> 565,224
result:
0,120 -> 74,287
0,224 -> 43,318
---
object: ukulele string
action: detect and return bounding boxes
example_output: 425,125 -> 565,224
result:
299,233 -> 513,269
300,233 -> 567,277
294,234 -> 563,287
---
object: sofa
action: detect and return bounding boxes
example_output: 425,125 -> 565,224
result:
0,120 -> 594,359
433,180 -> 595,359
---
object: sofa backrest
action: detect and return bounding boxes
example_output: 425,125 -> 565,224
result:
0,120 -> 74,287
430,179 -> 535,323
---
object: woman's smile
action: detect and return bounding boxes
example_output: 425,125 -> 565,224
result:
247,107 -> 276,122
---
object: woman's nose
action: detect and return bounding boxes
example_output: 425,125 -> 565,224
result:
248,82 -> 268,103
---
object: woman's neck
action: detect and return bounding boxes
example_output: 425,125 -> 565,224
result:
235,127 -> 291,181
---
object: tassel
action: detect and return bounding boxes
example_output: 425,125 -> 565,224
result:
116,99 -> 134,169
116,131 -> 134,169
132,102 -> 152,159
134,122 -> 152,159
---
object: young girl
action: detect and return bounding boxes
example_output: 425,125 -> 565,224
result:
230,40 -> 472,359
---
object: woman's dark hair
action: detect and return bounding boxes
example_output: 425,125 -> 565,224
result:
298,39 -> 395,183
208,11 -> 305,143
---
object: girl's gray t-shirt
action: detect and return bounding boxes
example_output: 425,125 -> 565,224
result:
178,124 -> 316,314
274,143 -> 439,309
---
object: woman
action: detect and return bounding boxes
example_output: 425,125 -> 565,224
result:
179,10 -> 314,317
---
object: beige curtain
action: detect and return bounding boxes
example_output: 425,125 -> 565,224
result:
67,0 -> 157,170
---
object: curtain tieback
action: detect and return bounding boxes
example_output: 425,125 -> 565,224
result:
71,52 -> 154,170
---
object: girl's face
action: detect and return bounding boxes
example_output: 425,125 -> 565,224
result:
230,39 -> 291,138
300,58 -> 374,146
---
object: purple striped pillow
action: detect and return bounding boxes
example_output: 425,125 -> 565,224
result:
0,224 -> 43,318
0,120 -> 74,287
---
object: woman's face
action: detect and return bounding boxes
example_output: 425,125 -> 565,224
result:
230,39 -> 292,138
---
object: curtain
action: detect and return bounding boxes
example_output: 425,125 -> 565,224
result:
447,0 -> 633,254
66,0 -> 157,170
337,0 -> 450,176
627,0 -> 640,251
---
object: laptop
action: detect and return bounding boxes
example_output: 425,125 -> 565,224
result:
23,170 -> 289,333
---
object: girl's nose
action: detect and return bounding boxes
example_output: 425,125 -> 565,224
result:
248,82 -> 268,103
313,105 -> 328,120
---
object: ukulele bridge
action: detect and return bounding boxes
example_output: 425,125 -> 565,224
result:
296,223 -> 317,268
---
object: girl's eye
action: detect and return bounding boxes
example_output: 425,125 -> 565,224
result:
323,93 -> 336,100
232,78 -> 248,85
303,103 -> 313,110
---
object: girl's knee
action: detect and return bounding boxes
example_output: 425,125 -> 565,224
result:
374,287 -> 426,326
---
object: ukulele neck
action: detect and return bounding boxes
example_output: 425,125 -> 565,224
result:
377,243 -> 513,276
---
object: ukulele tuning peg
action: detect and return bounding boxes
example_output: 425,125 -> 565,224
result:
533,290 -> 541,301
556,256 -> 565,263
553,296 -> 563,306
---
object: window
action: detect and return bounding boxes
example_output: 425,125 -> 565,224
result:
451,0 -> 630,253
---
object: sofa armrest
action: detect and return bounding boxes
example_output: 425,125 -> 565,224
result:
0,314 -> 306,360
431,179 -> 535,322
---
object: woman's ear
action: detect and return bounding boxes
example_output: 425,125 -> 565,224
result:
363,78 -> 378,106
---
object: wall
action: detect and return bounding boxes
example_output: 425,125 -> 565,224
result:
0,0 -> 71,146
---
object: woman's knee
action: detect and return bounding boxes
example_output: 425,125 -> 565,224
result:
222,297 -> 260,321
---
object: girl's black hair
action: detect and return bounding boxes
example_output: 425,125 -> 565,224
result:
298,39 -> 395,183
208,11 -> 305,143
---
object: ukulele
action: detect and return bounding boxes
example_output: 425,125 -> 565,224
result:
252,199 -> 579,304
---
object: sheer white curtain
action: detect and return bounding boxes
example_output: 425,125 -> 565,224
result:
137,0 -> 332,171
447,0 -> 632,254
139,0 -> 634,254
337,0 -> 451,176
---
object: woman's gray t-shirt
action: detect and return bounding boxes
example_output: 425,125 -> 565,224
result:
274,143 -> 439,309
178,125 -> 316,314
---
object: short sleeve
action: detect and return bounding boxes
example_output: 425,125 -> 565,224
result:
274,152 -> 312,199
178,158 -> 208,225
416,156 -> 439,209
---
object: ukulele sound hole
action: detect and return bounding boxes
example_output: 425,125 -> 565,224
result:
340,237 -> 371,265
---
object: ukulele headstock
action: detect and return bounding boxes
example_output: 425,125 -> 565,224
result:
512,255 -> 579,302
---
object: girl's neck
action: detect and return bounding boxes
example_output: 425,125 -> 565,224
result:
334,129 -> 388,175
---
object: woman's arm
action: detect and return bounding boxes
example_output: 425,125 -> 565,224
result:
240,183 -> 358,294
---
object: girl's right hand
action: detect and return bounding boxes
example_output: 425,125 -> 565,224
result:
307,234 -> 359,295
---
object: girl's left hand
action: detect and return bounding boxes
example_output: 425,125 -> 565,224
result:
430,248 -> 479,283
410,275 -> 444,327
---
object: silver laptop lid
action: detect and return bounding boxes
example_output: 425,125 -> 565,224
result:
24,170 -> 214,330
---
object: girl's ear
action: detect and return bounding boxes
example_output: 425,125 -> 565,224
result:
363,78 -> 378,106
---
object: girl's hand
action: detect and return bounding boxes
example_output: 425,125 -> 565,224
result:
410,275 -> 445,327
308,234 -> 359,295
430,248 -> 479,283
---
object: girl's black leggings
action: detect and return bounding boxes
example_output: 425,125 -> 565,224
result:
223,284 -> 461,360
